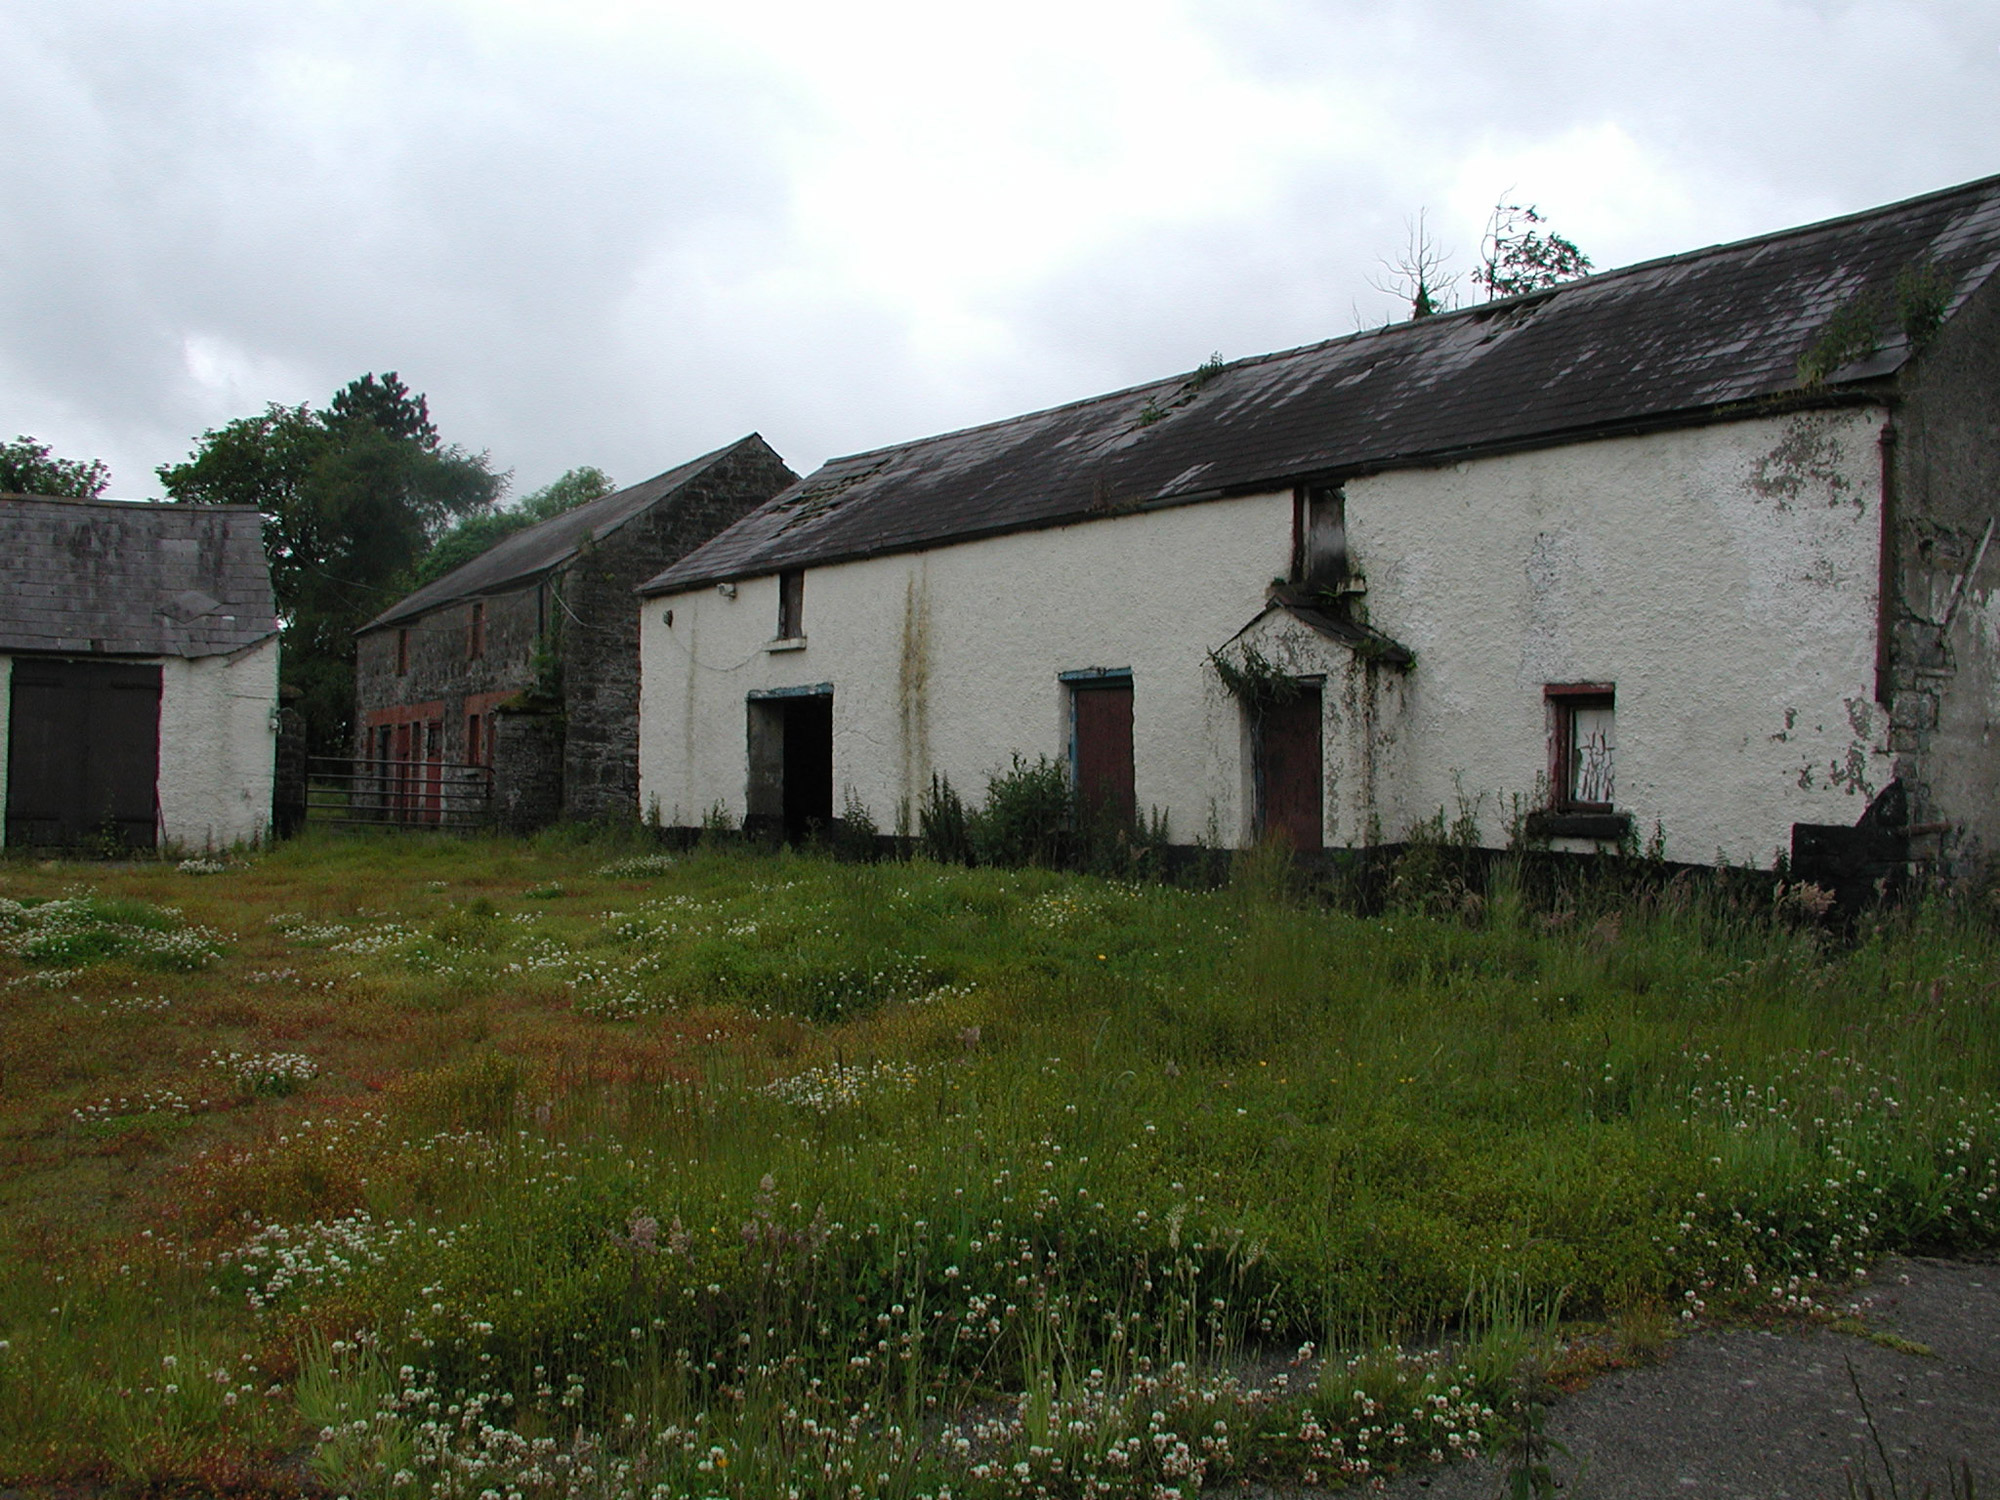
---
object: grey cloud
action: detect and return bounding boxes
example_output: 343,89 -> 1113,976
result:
3,1 -> 800,492
2,0 -> 1995,502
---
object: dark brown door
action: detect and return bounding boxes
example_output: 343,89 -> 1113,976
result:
1256,686 -> 1323,852
6,658 -> 162,848
1073,682 -> 1135,828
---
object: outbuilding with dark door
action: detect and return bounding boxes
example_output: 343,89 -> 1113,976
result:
0,495 -> 280,850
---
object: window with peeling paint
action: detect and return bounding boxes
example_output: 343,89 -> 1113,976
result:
1548,684 -> 1615,811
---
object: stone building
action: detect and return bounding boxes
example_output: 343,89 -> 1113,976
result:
636,175 -> 2000,885
0,495 -> 279,849
357,435 -> 794,828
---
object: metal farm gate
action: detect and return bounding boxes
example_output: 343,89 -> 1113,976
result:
306,755 -> 493,832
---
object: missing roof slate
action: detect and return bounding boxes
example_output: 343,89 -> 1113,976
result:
642,173 -> 2000,597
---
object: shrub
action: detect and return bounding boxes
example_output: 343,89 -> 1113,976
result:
829,786 -> 881,862
918,773 -> 974,864
970,754 -> 1070,868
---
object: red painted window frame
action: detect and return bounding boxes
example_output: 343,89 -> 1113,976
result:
1546,682 -> 1615,812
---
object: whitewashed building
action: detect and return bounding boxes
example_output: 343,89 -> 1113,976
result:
638,176 -> 2000,878
0,496 -> 279,850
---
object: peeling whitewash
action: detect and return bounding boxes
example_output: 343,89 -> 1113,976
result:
0,638 -> 279,850
639,407 -> 1891,867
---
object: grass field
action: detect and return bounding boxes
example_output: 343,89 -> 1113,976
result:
0,832 -> 1995,1497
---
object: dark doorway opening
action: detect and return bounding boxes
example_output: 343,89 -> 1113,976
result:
1254,683 -> 1323,853
6,658 -> 162,849
1072,679 -> 1135,830
747,688 -> 834,843
781,695 -> 833,840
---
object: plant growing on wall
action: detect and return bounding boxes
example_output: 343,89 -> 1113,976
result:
1209,643 -> 1306,718
1895,261 -> 1953,353
1797,294 -> 1884,386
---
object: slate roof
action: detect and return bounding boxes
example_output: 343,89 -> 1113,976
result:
645,173 -> 2000,595
366,435 -> 783,630
1259,586 -> 1414,668
0,496 -> 278,659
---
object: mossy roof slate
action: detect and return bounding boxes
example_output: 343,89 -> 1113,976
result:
644,173 -> 2000,596
367,435 -> 782,630
0,496 -> 277,658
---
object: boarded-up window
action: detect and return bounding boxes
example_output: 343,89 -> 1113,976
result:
5,658 -> 162,848
1254,685 -> 1323,852
778,570 -> 805,640
396,628 -> 409,675
1071,678 -> 1135,830
1548,684 -> 1615,811
468,602 -> 485,660
1293,486 -> 1348,585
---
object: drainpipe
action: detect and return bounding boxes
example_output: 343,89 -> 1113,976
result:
1875,421 -> 1897,706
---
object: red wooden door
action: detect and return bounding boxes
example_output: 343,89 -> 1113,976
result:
1073,682 -> 1135,828
1257,687 -> 1323,852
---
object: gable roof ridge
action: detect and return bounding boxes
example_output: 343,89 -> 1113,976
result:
0,492 -> 266,514
808,174 -> 2000,477
644,171 -> 2000,596
362,434 -> 781,630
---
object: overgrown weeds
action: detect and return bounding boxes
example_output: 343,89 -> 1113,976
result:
0,836 -> 1994,1494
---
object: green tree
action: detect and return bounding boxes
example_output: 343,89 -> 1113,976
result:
158,373 -> 503,755
405,465 -> 616,590
0,435 -> 111,497
520,464 -> 614,522
1474,201 -> 1594,301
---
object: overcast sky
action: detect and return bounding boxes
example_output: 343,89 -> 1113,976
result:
4,0 -> 1995,502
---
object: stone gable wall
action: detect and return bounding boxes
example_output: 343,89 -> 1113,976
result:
1889,270 -> 2000,873
349,439 -> 795,829
560,444 -> 798,822
491,707 -> 564,832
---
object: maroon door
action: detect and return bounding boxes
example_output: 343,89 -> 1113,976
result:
1073,682 -> 1135,828
1256,686 -> 1323,852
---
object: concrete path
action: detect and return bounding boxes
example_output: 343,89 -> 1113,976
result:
1380,1256 -> 2000,1499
